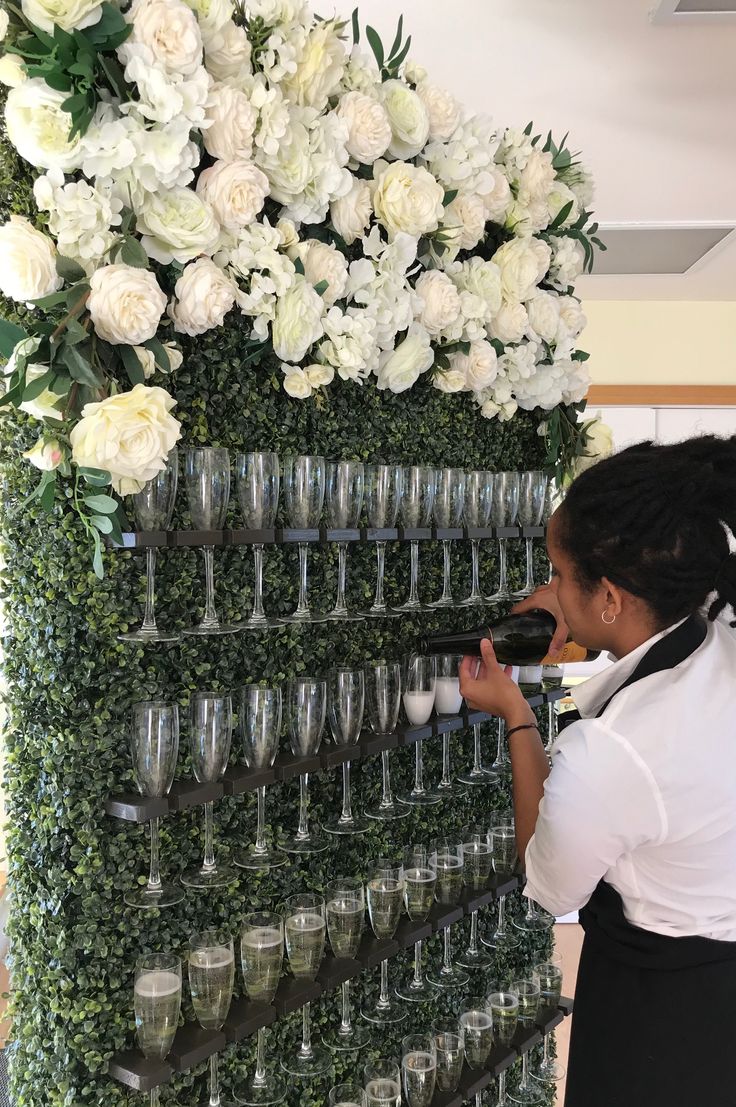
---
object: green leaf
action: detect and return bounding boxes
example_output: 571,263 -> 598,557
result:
548,200 -> 573,231
30,289 -> 70,310
365,24 -> 384,70
59,344 -> 101,388
91,527 -> 104,579
523,121 -> 534,136
48,371 -> 72,397
20,468 -> 55,510
313,279 -> 329,296
63,317 -> 88,347
119,237 -> 149,268
84,493 -> 118,514
119,344 -> 145,385
389,35 -> 411,72
388,14 -> 403,61
89,513 -> 113,534
294,256 -> 305,276
0,318 -> 28,358
351,6 -> 360,44
443,189 -> 458,206
141,337 -> 170,373
21,369 -> 55,402
79,466 -> 111,486
56,255 -> 86,283
39,470 -> 57,512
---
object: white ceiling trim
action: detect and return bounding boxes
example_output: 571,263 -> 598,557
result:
650,0 -> 736,24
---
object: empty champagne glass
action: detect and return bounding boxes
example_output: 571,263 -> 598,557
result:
325,460 -> 365,621
456,824 -> 495,972
326,877 -> 369,1052
428,836 -> 468,991
184,446 -> 239,635
507,980 -> 541,1106
396,844 -> 437,1004
281,454 -> 327,623
181,692 -> 236,889
461,469 -> 494,606
238,911 -> 286,1105
119,447 -> 179,643
125,701 -> 182,910
363,463 -> 403,619
487,471 -> 521,604
432,1021 -> 464,1094
489,717 -> 511,778
329,1086 -> 367,1107
396,465 -> 436,612
189,932 -> 235,1107
429,467 -> 466,607
437,728 -> 467,798
364,659 -> 408,822
236,685 -> 286,870
281,893 -> 330,1079
401,1033 -> 436,1107
531,961 -> 565,1085
400,654 -> 440,806
237,451 -> 282,630
481,825 -> 520,953
280,677 -> 329,855
134,953 -> 181,1107
514,888 -> 555,935
489,990 -> 519,1107
458,721 -> 500,787
514,471 -> 548,599
323,666 -> 367,836
364,1059 -> 401,1106
361,860 -> 406,1027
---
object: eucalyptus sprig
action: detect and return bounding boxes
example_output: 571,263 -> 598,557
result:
355,12 -> 412,81
541,400 -> 598,486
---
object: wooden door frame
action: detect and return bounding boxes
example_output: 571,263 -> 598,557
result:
587,386 -> 736,406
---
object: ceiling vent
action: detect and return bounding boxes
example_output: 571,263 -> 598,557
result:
589,225 -> 735,275
651,0 -> 736,22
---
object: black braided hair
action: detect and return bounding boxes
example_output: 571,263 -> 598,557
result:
556,435 -> 736,627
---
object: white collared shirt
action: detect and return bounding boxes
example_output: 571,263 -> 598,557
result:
524,616 -> 736,940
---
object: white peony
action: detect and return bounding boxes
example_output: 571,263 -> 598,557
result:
376,324 -> 434,393
0,9 -> 8,37
196,159 -> 269,232
518,148 -> 556,201
450,257 -> 502,321
121,0 -> 203,75
336,91 -> 391,164
291,239 -> 348,306
0,55 -> 27,87
21,0 -> 101,32
525,290 -> 561,344
381,80 -> 430,159
18,363 -> 63,421
0,216 -> 61,304
282,20 -> 345,110
330,175 -> 372,245
33,169 -> 123,271
69,384 -> 181,495
549,237 -> 586,290
557,295 -> 587,340
304,362 -> 334,388
182,0 -> 232,38
5,78 -> 84,171
23,437 -> 64,470
203,83 -> 257,160
281,364 -> 314,399
88,264 -> 167,346
373,160 -> 444,240
137,186 -> 220,264
203,19 -> 252,83
449,339 -> 498,392
271,276 -> 325,362
169,256 -> 237,336
444,193 -> 486,251
492,237 -> 551,302
413,270 -> 461,336
488,299 -> 528,346
433,368 -> 465,394
416,82 -> 461,142
319,305 -> 377,381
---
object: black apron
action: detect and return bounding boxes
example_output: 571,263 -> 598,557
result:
561,615 -> 736,1107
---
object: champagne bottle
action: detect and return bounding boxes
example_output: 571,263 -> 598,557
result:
419,611 -> 599,665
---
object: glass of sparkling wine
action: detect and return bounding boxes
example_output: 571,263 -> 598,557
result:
506,980 -> 541,1106
364,1059 -> 401,1107
181,691 -> 237,889
481,825 -> 520,953
434,653 -> 467,798
461,469 -> 494,606
281,893 -> 331,1078
134,953 -> 181,1107
396,845 -> 436,1003
401,1033 -> 437,1107
329,1085 -> 367,1106
236,450 -> 282,631
513,470 -> 548,599
460,995 -> 494,1068
280,454 -> 327,623
189,932 -> 235,1107
280,676 -> 329,855
184,446 -> 239,635
125,701 -> 182,910
325,877 -> 369,1052
238,911 -> 286,1106
400,654 -> 441,806
488,990 -> 519,1107
325,459 -> 365,621
362,462 -> 403,619
487,470 -> 520,604
396,464 -> 436,612
532,962 -> 565,1084
323,665 -> 368,835
429,466 -> 466,607
236,684 -> 286,871
428,837 -> 468,991
364,659 -> 409,822
457,823 -> 495,972
432,1020 -> 464,1094
361,860 -> 406,1027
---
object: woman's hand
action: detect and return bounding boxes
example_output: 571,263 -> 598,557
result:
459,638 -> 531,723
511,581 -> 569,660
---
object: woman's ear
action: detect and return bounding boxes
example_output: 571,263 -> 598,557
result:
600,576 -> 625,617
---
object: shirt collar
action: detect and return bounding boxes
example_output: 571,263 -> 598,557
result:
572,618 -> 688,719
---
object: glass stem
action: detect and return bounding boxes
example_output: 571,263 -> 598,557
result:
497,1071 -> 506,1107
297,773 -> 310,839
521,1051 -> 530,1090
442,927 -> 453,972
543,1033 -> 550,1064
476,1094 -> 482,1107
202,545 -> 220,626
473,723 -> 483,773
252,544 -> 266,619
526,898 -> 535,922
141,546 -> 158,631
523,536 -> 535,593
407,540 -> 420,604
440,735 -> 451,786
546,702 -> 557,754
300,1003 -> 312,1059
468,910 -> 479,954
255,785 -> 267,853
413,740 -> 424,794
340,980 -> 352,1033
498,538 -> 508,594
373,540 -> 386,608
333,542 -> 348,613
147,817 -> 161,891
340,761 -> 353,821
470,538 -> 481,599
379,959 -> 390,1004
440,539 -> 452,601
497,895 -> 507,938
296,542 -> 310,614
202,801 -> 215,871
254,1026 -> 267,1084
150,1089 -> 160,1107
209,1052 -> 220,1107
413,939 -> 424,985
380,750 -> 393,807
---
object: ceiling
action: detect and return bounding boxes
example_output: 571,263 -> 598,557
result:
360,0 -> 736,300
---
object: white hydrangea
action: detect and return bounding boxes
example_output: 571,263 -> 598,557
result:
347,227 -> 416,350
32,169 -> 123,271
421,114 -> 498,201
496,126 -> 535,173
448,257 -> 502,323
559,357 -> 591,404
557,295 -> 587,340
339,46 -> 380,94
121,49 -> 211,127
260,107 -> 351,225
319,306 -> 378,381
548,237 -> 586,290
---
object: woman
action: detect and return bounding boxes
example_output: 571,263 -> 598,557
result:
459,435 -> 736,1107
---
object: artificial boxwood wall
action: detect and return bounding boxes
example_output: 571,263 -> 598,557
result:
0,119 -> 554,1107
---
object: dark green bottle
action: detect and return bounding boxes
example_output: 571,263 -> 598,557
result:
419,611 -> 600,665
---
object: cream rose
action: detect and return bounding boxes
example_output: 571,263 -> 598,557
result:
525,290 -> 561,343
204,19 -> 251,82
433,368 -> 465,394
330,176 -> 372,245
281,365 -> 314,399
169,257 -> 236,336
23,437 -> 64,470
88,264 -> 167,346
450,339 -> 498,392
196,160 -> 269,232
569,415 -> 614,479
271,277 -> 325,363
376,324 -> 434,393
292,240 -> 348,306
0,216 -> 61,304
304,362 -> 334,388
203,84 -> 258,161
336,91 -> 391,164
488,299 -> 528,346
518,148 -> 556,201
373,160 -> 444,240
137,186 -> 221,264
5,78 -> 83,171
558,295 -> 587,339
22,0 -> 101,31
413,270 -> 461,336
480,166 -> 513,224
182,0 -> 232,38
416,82 -> 461,142
69,384 -> 181,495
124,0 -> 203,75
381,80 -> 430,159
282,20 -> 345,110
0,55 -> 27,87
18,362 -> 63,422
445,194 -> 486,251
547,181 -> 579,228
492,237 -> 550,302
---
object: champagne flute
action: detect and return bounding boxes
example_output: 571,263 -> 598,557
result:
364,1059 -> 401,1107
125,701 -> 182,910
181,692 -> 236,889
361,860 -> 406,1027
134,953 -> 181,1107
323,666 -> 367,836
433,652 -> 466,795
281,893 -> 331,1079
488,717 -> 511,778
401,1034 -> 436,1107
514,888 -> 555,936
461,469 -> 494,606
432,1021 -> 464,1094
364,659 -> 408,822
325,460 -> 365,621
119,447 -> 179,643
395,465 -> 436,612
456,824 -> 495,972
236,450 -> 282,630
238,911 -> 286,1105
329,1087 -> 367,1107
481,825 -> 520,952
428,836 -> 468,991
395,845 -> 436,1004
458,721 -> 500,787
280,454 -> 327,623
532,962 -> 565,1084
460,994 -> 494,1067
236,685 -> 286,870
189,932 -> 235,1107
429,467 -> 466,607
325,877 -> 369,1052
487,471 -> 520,604
513,471 -> 548,599
363,463 -> 403,619
506,980 -> 541,1106
489,990 -> 519,1107
400,654 -> 440,807
184,446 -> 239,635
280,677 -> 329,855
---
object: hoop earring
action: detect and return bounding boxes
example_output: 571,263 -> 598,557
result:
601,609 -> 616,625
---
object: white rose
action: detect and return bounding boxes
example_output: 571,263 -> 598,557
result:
416,82 -> 461,142
488,299 -> 528,346
203,83 -> 257,160
21,0 -> 101,31
182,0 -> 232,38
330,175 -> 371,245
5,78 -> 83,171
282,20 -> 345,110
570,416 -> 614,479
373,160 -> 444,240
276,218 -> 299,250
23,437 -> 64,471
381,80 -> 430,159
413,270 -> 461,336
169,257 -> 236,336
492,237 -> 550,302
450,339 -> 498,392
0,216 -> 61,304
376,324 -> 434,393
336,91 -> 391,164
292,240 -> 348,306
88,264 -> 167,346
203,19 -> 251,82
196,159 -> 268,232
518,148 -> 556,201
271,276 -> 325,362
549,237 -> 586,290
480,396 -> 517,422
69,383 -> 181,495
304,362 -> 334,388
281,365 -> 314,399
137,186 -> 220,264
480,165 -> 512,224
0,10 -> 8,37
123,0 -> 203,75
403,59 -> 427,85
18,363 -> 63,421
558,295 -> 587,339
444,194 -> 486,251
433,368 -> 465,394
0,55 -> 26,87
525,290 -> 561,343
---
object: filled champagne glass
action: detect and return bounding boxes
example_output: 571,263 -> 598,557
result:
125,701 -> 182,910
489,990 -> 519,1107
364,1059 -> 401,1107
363,463 -> 403,618
134,952 -> 181,1107
461,469 -> 494,606
323,666 -> 367,836
236,450 -> 282,630
238,911 -> 286,1105
487,470 -> 521,604
400,654 -> 440,806
325,877 -> 369,1052
513,471 -> 548,599
362,860 -> 406,1027
461,995 -> 494,1068
325,460 -> 365,621
429,467 -> 466,607
428,836 -> 468,991
282,893 -> 330,1078
456,823 -> 495,972
119,447 -> 179,644
481,825 -> 520,953
280,677 -> 329,855
328,1086 -> 367,1107
280,454 -> 327,623
181,692 -> 237,889
236,685 -> 286,871
432,1021 -> 464,1094
189,932 -> 235,1107
401,1033 -> 437,1107
395,465 -> 436,612
396,845 -> 436,1004
184,446 -> 239,635
364,660 -> 408,822
506,980 -> 541,1106
532,962 -> 565,1084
